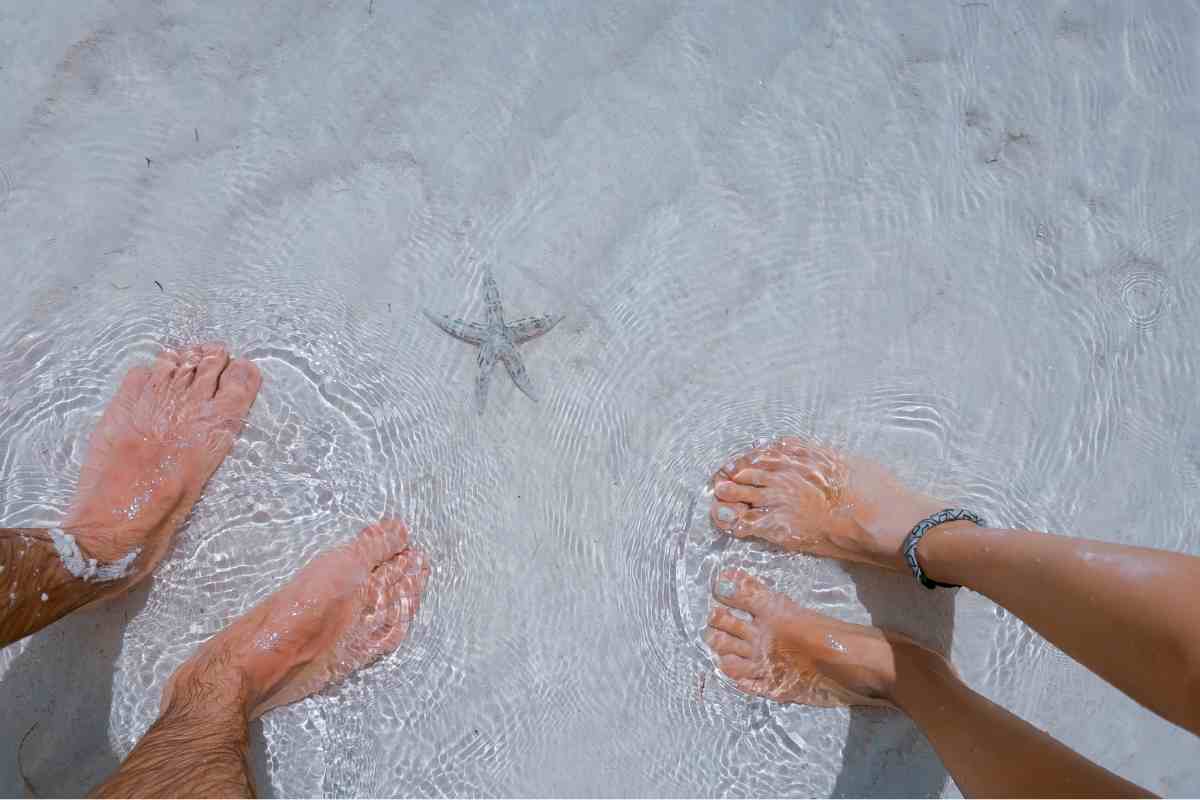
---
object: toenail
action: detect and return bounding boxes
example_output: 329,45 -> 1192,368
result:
724,460 -> 737,474
716,506 -> 736,523
716,579 -> 735,598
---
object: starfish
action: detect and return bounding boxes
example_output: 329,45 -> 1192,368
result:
423,267 -> 563,413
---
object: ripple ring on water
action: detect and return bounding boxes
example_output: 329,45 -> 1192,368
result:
1118,269 -> 1168,329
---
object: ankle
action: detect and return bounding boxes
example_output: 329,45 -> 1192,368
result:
164,651 -> 256,723
884,634 -> 958,707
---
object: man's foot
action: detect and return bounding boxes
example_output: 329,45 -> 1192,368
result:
63,345 -> 261,576
709,438 -> 957,571
705,569 -> 930,707
163,520 -> 430,720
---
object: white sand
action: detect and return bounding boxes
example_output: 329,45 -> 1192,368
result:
1,0 -> 1199,796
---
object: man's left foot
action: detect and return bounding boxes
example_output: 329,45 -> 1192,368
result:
63,344 -> 261,579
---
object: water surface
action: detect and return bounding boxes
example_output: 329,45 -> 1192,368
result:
1,1 -> 1198,795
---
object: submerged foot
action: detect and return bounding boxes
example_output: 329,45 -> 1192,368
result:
705,569 -> 929,707
164,520 -> 430,719
64,344 -> 261,579
709,438 -> 955,571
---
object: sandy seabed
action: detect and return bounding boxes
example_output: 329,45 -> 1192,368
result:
1,1 -> 1198,796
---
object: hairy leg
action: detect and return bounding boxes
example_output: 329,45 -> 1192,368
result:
1,345 -> 260,647
92,521 -> 429,799
90,662 -> 255,799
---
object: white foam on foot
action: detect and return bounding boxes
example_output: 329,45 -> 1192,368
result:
49,528 -> 140,583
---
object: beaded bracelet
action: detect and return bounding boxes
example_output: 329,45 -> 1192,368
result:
901,508 -> 983,590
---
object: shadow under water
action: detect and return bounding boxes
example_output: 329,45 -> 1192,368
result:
831,563 -> 954,798
0,583 -> 151,797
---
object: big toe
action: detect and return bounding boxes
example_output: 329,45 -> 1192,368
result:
352,519 -> 411,566
713,569 -> 771,615
146,349 -> 181,394
115,364 -> 152,403
711,500 -> 749,531
366,548 -> 430,652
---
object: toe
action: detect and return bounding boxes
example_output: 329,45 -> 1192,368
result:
708,606 -> 753,640
189,344 -> 230,400
716,653 -> 758,681
713,479 -> 766,507
719,446 -> 773,479
369,548 -> 430,653
116,365 -> 152,402
169,347 -> 203,393
732,508 -> 779,540
775,439 -> 838,471
355,519 -> 410,565
713,569 -> 771,615
214,357 -> 262,413
737,508 -> 769,526
728,467 -> 773,487
383,549 -> 429,609
704,628 -> 753,659
146,350 -> 180,393
710,501 -> 748,531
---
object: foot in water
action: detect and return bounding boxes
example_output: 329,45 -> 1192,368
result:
705,569 -> 938,707
64,345 -> 261,578
708,438 -> 965,571
164,520 -> 431,719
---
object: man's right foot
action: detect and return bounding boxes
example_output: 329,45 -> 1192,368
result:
708,438 -> 960,571
164,520 -> 430,720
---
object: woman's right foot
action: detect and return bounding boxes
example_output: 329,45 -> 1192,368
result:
163,519 -> 430,720
705,569 -> 939,707
708,438 -> 957,571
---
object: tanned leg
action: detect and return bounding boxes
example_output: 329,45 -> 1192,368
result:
707,570 -> 1154,799
710,438 -> 1200,735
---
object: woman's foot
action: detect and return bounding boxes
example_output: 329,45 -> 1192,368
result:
705,569 -> 936,707
163,520 -> 431,720
708,438 -> 957,571
64,344 -> 261,578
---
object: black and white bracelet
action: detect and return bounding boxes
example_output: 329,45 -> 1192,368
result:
901,508 -> 983,590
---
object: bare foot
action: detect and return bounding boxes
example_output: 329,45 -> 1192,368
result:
709,438 -> 961,571
163,520 -> 430,720
63,345 -> 261,580
705,569 -> 936,707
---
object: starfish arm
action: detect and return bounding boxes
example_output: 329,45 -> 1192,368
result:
423,309 -> 485,344
507,314 -> 564,345
500,349 -> 539,402
481,266 -> 505,328
475,340 -> 497,414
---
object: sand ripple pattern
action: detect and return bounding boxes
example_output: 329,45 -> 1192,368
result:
3,0 -> 1200,796
0,166 -> 11,214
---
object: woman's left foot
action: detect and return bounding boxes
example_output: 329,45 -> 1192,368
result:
705,569 -> 927,707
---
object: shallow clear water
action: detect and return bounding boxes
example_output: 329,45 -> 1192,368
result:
2,1 -> 1199,796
